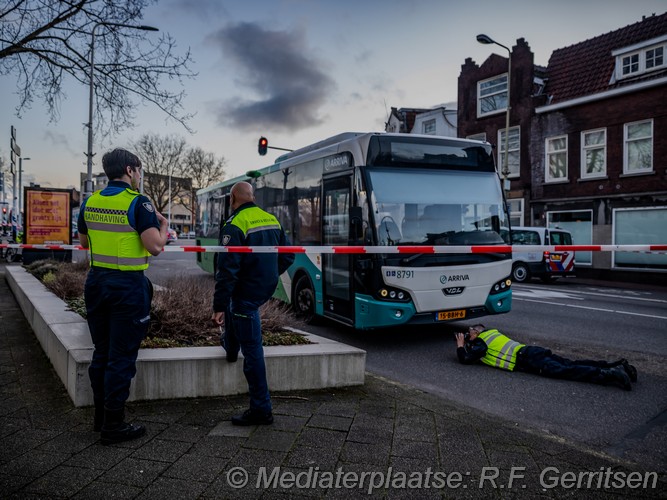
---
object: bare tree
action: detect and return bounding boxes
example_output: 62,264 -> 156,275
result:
180,147 -> 226,192
132,133 -> 186,213
0,0 -> 196,137
132,133 -> 225,223
179,146 -> 226,220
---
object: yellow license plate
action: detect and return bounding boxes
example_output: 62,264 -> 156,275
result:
551,254 -> 562,261
437,309 -> 466,321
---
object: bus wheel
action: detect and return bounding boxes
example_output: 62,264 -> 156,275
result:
512,263 -> 530,283
293,275 -> 316,323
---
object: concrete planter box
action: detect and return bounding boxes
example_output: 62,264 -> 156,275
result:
6,266 -> 365,407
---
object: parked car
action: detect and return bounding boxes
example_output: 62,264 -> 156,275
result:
510,226 -> 576,283
166,228 -> 178,244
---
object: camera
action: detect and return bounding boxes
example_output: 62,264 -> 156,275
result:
456,331 -> 470,341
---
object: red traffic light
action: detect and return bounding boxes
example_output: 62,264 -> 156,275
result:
258,136 -> 268,156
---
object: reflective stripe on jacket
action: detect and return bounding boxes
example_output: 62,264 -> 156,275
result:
84,188 -> 150,271
213,203 -> 294,311
478,329 -> 525,371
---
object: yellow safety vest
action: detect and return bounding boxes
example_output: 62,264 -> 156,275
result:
478,329 -> 525,371
226,205 -> 282,236
84,188 -> 150,271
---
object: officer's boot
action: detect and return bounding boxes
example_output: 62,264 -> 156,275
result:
100,406 -> 146,445
93,399 -> 105,432
600,366 -> 632,391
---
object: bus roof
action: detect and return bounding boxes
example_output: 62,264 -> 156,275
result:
196,132 -> 492,196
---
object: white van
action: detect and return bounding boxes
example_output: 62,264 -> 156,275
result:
510,226 -> 576,283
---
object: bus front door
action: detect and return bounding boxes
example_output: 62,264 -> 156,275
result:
322,175 -> 354,324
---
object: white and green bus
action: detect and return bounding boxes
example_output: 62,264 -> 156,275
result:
196,132 -> 512,329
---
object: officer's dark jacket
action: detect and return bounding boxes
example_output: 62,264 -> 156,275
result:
456,338 -> 489,364
213,202 -> 294,312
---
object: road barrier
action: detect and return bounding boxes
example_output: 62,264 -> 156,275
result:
2,243 -> 667,254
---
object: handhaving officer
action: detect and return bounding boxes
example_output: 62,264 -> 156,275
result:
455,324 -> 637,390
78,148 -> 168,445
210,181 -> 294,426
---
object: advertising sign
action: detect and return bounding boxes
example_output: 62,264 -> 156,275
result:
25,188 -> 71,245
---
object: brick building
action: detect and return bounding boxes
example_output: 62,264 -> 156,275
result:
458,13 -> 667,278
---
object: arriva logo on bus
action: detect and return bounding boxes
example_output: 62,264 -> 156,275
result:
323,154 -> 350,172
440,274 -> 470,284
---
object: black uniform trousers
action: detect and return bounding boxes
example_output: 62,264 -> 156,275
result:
515,346 -> 617,383
85,268 -> 152,410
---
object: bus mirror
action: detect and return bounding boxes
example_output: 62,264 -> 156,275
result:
350,206 -> 363,241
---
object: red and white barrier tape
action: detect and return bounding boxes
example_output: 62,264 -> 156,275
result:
2,244 -> 667,254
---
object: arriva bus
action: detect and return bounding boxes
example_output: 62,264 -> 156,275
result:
196,132 -> 512,329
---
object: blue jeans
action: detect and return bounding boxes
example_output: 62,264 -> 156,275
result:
85,269 -> 152,410
222,298 -> 271,414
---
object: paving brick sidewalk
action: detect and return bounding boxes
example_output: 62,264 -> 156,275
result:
1,266 -> 664,499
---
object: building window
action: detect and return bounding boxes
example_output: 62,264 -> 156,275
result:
613,207 -> 667,270
581,129 -> 606,179
466,133 -> 486,142
613,39 -> 667,80
498,126 -> 520,177
507,198 -> 524,227
624,120 -> 653,174
545,135 -> 568,182
622,53 -> 640,75
477,74 -> 508,117
646,46 -> 664,69
422,119 -> 436,135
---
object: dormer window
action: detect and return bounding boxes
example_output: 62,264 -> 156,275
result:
612,35 -> 667,81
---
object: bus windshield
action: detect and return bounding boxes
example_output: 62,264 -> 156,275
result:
368,167 -> 509,246
367,135 -> 495,171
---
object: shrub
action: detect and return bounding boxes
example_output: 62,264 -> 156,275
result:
25,259 -> 311,348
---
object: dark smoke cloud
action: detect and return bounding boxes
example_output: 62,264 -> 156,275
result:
211,22 -> 335,131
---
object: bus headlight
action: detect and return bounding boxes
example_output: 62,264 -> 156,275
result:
377,286 -> 410,302
489,276 -> 511,295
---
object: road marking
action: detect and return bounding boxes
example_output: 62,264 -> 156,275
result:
513,297 -> 667,320
511,288 -> 584,300
514,285 -> 667,304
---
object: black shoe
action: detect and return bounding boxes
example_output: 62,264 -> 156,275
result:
100,407 -> 146,445
603,367 -> 632,391
231,409 -> 273,426
101,422 -> 146,445
621,359 -> 638,382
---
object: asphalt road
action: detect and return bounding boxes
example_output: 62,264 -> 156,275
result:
143,248 -> 667,469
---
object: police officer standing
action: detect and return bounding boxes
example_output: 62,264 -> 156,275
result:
211,181 -> 294,426
78,148 -> 168,445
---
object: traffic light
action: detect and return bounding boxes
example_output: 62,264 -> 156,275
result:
258,136 -> 268,156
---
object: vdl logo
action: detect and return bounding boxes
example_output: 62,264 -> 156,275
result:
440,274 -> 470,284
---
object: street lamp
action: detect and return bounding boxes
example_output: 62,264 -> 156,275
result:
168,166 -> 172,229
84,22 -> 159,200
477,34 -> 512,194
18,157 -> 30,229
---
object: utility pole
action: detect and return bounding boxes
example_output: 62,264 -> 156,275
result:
10,126 -> 21,240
